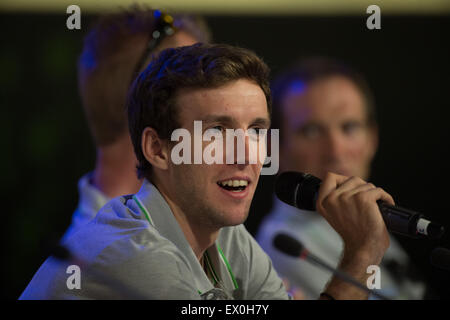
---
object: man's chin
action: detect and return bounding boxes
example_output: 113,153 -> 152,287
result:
217,208 -> 250,227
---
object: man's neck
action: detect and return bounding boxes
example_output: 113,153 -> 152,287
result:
92,136 -> 142,198
152,177 -> 219,263
175,210 -> 219,262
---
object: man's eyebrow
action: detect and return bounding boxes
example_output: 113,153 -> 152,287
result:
251,117 -> 271,128
201,115 -> 271,128
202,115 -> 234,124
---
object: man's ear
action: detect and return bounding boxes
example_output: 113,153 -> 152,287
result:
141,127 -> 169,170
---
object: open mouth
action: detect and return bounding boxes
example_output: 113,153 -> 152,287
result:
217,179 -> 249,192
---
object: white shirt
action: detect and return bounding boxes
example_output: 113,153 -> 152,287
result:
62,172 -> 110,241
20,180 -> 289,300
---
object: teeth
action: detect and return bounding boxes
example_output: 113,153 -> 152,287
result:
239,180 -> 248,186
219,180 -> 248,187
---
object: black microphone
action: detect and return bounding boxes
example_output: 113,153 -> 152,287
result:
275,171 -> 445,239
273,233 -> 390,300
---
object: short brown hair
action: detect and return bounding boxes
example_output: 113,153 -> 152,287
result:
78,5 -> 211,146
127,43 -> 272,179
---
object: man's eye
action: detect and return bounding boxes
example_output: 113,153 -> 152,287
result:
342,122 -> 362,135
299,124 -> 321,139
248,128 -> 267,139
210,126 -> 225,133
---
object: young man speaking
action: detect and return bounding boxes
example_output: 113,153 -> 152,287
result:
20,43 -> 394,300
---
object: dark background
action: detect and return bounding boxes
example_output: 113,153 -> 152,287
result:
1,12 -> 450,299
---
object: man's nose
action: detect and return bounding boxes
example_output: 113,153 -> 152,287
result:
225,130 -> 253,166
323,130 -> 346,161
237,133 -> 251,166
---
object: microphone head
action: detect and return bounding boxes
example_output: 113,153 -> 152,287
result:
430,247 -> 450,272
273,233 -> 304,257
427,222 -> 445,239
275,171 -> 321,211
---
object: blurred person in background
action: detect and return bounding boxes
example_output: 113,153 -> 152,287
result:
63,5 -> 211,240
256,57 -> 427,299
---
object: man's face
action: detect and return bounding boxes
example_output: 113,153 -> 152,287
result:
165,79 -> 270,229
280,75 -> 377,180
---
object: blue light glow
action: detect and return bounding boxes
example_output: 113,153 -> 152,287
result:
287,80 -> 306,95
